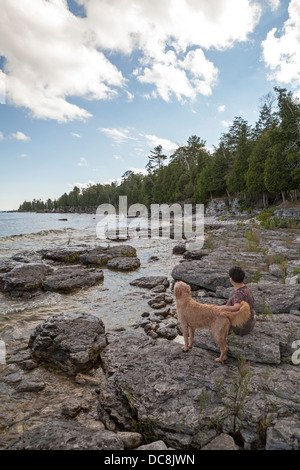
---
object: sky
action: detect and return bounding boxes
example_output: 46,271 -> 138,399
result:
0,0 -> 300,210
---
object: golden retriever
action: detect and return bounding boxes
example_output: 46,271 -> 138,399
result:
174,281 -> 250,362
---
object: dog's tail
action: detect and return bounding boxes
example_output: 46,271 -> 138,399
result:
221,301 -> 251,327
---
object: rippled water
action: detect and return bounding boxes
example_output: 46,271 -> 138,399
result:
0,212 -> 184,335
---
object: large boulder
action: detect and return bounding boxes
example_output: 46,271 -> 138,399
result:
28,312 -> 107,375
172,260 -> 231,291
42,265 -> 104,293
8,420 -> 124,450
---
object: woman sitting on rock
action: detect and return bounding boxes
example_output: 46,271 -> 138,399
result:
217,266 -> 256,336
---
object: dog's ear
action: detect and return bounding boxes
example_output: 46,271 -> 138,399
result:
174,281 -> 190,298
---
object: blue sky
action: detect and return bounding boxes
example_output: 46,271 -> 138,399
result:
0,0 -> 300,210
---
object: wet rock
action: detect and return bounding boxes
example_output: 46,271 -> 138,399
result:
148,255 -> 159,262
130,276 -> 170,289
0,259 -> 19,274
11,251 -> 43,264
40,246 -> 89,263
28,312 -> 107,376
151,285 -> 167,293
108,245 -> 137,258
0,263 -> 52,297
79,249 -> 113,267
42,265 -> 104,293
107,256 -> 140,271
8,419 -> 124,450
172,244 -> 186,255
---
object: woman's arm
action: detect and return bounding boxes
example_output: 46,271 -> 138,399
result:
217,303 -> 241,312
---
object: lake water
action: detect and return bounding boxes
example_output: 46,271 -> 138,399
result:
0,211 -> 184,335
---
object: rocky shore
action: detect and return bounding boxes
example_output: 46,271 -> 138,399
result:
1,209 -> 300,450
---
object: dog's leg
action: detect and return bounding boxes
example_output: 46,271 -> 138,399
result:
181,322 -> 190,352
212,319 -> 230,362
188,326 -> 195,349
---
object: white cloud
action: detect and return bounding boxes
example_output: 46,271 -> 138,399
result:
18,153 -> 28,158
11,131 -> 31,141
220,120 -> 232,128
129,167 -> 148,176
68,180 -> 96,191
140,133 -> 178,152
103,178 -> 122,186
0,0 -> 262,120
113,155 -> 121,160
267,0 -> 280,11
0,0 -> 125,122
77,157 -> 88,167
0,70 -> 5,104
99,127 -> 136,144
0,131 -> 4,140
262,0 -> 300,85
218,105 -> 226,113
90,0 -> 260,102
71,132 -> 82,138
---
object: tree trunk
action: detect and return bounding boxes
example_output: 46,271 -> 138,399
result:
225,188 -> 231,204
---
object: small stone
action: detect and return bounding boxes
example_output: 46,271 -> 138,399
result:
16,379 -> 45,393
137,440 -> 168,450
201,434 -> 239,450
117,432 -> 143,450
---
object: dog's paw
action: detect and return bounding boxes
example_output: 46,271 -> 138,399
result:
215,356 -> 227,363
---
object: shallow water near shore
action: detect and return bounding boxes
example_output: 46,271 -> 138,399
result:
0,212 -> 190,336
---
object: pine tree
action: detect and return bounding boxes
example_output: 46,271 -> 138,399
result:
146,145 -> 167,173
247,131 -> 270,207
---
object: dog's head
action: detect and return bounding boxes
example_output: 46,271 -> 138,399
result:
174,281 -> 191,299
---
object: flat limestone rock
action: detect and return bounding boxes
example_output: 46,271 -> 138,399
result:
130,276 -> 170,289
0,263 -> 52,297
98,328 -> 300,450
107,256 -> 141,271
42,265 -> 104,293
172,260 -> 231,291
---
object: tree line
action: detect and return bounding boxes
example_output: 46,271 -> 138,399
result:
19,87 -> 300,213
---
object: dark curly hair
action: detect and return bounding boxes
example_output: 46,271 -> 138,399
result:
229,266 -> 245,283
